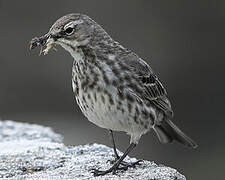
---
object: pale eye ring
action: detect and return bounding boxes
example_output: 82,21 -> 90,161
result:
65,27 -> 74,35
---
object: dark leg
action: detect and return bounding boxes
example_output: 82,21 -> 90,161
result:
109,130 -> 120,159
92,143 -> 139,176
107,130 -> 142,167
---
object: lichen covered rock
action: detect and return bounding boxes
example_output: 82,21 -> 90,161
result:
0,121 -> 186,180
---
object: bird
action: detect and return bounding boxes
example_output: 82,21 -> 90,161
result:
30,13 -> 197,176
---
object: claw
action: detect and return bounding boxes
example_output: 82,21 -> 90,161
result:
91,169 -> 111,176
92,159 -> 143,176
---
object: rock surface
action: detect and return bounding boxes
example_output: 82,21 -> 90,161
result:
0,120 -> 186,180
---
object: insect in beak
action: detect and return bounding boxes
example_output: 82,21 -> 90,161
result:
29,34 -> 57,55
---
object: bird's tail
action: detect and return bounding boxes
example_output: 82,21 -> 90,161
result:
154,118 -> 198,148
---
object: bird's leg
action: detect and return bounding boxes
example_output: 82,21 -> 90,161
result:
92,143 -> 142,176
107,130 -> 143,167
109,130 -> 120,160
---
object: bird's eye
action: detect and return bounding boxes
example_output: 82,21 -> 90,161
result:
65,27 -> 74,35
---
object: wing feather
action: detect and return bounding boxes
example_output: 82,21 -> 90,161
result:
120,53 -> 173,118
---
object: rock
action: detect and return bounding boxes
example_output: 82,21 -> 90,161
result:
0,120 -> 186,180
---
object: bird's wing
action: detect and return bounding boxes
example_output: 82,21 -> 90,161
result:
120,53 -> 173,118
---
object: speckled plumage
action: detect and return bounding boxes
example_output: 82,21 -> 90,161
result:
31,13 -> 197,176
71,45 -> 157,144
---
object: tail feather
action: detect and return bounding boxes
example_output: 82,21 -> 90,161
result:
154,118 -> 198,148
154,125 -> 173,144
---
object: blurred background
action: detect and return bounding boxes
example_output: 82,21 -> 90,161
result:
0,0 -> 224,179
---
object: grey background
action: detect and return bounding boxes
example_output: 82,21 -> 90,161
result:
0,1 -> 224,179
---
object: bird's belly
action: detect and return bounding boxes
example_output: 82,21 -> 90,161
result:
72,71 -> 155,136
76,90 -> 128,132
74,89 -> 154,138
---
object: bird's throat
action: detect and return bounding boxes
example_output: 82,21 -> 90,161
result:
71,48 -> 85,62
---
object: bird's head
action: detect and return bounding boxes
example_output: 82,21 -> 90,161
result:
30,14 -> 102,55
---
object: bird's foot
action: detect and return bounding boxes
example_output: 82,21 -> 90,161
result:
92,161 -> 122,176
107,154 -> 120,164
93,158 -> 143,176
92,168 -> 115,176
120,159 -> 143,169
108,155 -> 143,167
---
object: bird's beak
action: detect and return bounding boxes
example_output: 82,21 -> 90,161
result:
30,33 -> 57,55
30,33 -> 50,50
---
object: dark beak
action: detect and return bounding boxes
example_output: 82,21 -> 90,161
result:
29,33 -> 51,50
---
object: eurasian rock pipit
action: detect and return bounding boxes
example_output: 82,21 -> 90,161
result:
30,14 -> 197,176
